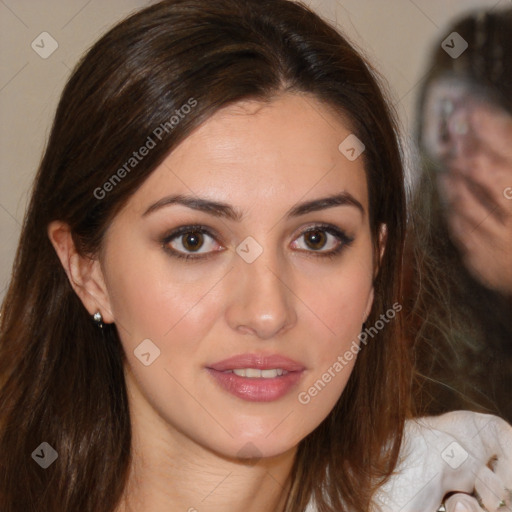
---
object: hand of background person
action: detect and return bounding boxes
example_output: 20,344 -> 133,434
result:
373,411 -> 512,512
436,102 -> 512,296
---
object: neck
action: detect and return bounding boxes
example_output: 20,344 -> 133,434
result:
115,372 -> 297,512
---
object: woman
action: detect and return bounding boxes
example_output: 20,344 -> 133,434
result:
0,1 -> 510,511
408,8 -> 512,423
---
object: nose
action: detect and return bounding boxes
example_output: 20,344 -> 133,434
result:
225,249 -> 297,340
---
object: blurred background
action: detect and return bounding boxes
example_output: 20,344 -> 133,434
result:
0,0 -> 508,302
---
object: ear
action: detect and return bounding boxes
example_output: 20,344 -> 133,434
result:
374,223 -> 387,278
363,224 -> 388,323
363,287 -> 374,324
47,221 -> 115,323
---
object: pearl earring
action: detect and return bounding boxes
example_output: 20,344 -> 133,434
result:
93,311 -> 104,328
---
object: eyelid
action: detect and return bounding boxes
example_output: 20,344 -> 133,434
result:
161,222 -> 354,261
295,222 -> 353,241
161,225 -> 224,261
290,223 -> 354,256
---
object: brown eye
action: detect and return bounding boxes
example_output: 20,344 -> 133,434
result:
181,231 -> 204,252
162,226 -> 222,260
290,224 -> 354,259
304,230 -> 327,250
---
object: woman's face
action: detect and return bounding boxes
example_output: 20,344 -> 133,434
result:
97,93 -> 376,460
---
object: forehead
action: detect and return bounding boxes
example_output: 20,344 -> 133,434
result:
127,93 -> 369,217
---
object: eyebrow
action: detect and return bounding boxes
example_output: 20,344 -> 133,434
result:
142,191 -> 364,220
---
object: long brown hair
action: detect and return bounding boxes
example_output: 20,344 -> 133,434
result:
407,8 -> 512,421
0,1 -> 409,510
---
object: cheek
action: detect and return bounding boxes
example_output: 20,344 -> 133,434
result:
307,257 -> 373,350
104,243 -> 227,357
321,278 -> 371,337
306,281 -> 371,375
295,256 -> 374,408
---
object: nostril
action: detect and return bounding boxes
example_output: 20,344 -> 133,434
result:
486,454 -> 498,472
236,325 -> 256,335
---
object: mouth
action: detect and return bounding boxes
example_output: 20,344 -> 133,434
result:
221,368 -> 289,378
206,353 -> 305,402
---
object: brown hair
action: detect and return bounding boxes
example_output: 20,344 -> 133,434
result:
0,1 -> 410,510
407,8 -> 512,420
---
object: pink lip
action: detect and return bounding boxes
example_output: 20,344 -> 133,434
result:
206,353 -> 305,402
208,353 -> 305,372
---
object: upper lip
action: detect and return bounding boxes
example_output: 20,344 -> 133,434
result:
207,353 -> 305,372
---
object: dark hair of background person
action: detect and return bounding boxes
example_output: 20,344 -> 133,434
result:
407,8 -> 512,422
0,1 -> 410,510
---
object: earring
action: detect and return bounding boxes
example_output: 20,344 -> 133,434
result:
93,311 -> 104,328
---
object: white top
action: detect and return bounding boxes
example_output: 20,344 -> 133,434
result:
287,412 -> 512,512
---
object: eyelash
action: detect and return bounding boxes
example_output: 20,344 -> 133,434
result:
161,223 -> 354,262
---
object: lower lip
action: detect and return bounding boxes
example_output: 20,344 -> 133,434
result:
206,369 -> 304,402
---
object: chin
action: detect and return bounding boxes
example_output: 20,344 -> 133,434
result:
204,431 -> 301,463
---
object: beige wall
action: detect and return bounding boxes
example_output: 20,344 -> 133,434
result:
0,0 -> 508,301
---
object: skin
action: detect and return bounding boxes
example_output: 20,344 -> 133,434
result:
48,92 -> 379,512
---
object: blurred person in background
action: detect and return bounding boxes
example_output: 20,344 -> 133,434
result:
407,7 -> 512,422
